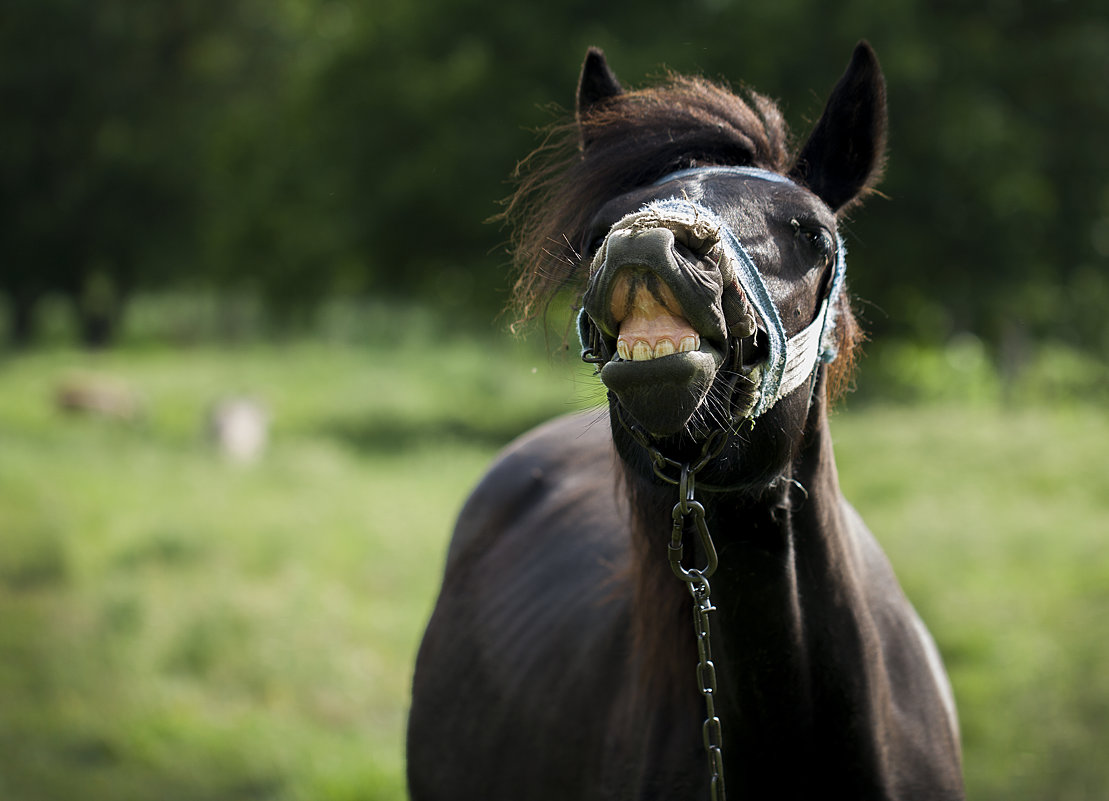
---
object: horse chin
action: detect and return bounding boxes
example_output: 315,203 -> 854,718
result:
599,347 -> 723,437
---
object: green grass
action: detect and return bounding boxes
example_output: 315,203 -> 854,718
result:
0,333 -> 597,801
833,404 -> 1109,800
0,329 -> 1106,800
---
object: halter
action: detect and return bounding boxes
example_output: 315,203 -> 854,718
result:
580,165 -> 847,421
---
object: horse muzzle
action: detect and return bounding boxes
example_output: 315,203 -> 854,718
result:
581,213 -> 760,436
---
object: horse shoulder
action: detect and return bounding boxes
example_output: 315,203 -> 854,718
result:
839,500 -> 964,789
409,411 -> 634,800
444,410 -> 620,571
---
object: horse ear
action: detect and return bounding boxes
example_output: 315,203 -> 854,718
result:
577,48 -> 624,150
790,42 -> 888,213
577,47 -> 624,114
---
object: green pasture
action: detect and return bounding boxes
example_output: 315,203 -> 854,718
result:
0,318 -> 1106,800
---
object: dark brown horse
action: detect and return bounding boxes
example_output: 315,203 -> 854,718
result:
408,43 -> 965,800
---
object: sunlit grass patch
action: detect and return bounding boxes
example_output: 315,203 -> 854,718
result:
833,405 -> 1109,801
0,334 -> 593,801
0,329 -> 1105,800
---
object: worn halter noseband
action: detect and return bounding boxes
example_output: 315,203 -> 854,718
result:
580,165 -> 847,422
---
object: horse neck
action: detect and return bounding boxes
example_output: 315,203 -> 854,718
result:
624,392 -> 879,741
707,400 -> 853,715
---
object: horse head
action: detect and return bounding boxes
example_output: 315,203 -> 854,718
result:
564,44 -> 886,486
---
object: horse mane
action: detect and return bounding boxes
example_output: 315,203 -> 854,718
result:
503,74 -> 790,323
501,70 -> 864,400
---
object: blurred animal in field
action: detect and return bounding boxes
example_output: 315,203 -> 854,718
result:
56,374 -> 144,422
207,397 -> 268,462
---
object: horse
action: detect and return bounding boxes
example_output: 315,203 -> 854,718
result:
407,43 -> 965,800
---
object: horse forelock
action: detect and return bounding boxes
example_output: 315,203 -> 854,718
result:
504,77 -> 788,325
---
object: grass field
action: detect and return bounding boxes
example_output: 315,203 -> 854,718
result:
0,321 -> 1106,800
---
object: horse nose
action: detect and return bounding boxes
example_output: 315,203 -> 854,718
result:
585,226 -> 688,340
599,226 -> 680,274
585,222 -> 727,340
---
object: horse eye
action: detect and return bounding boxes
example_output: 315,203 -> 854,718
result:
791,220 -> 832,262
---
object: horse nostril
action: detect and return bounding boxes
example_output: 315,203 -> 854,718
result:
674,233 -> 726,279
673,228 -> 720,259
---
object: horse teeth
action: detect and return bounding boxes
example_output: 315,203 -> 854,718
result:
617,334 -> 698,360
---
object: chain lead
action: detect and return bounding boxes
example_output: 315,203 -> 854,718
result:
666,454 -> 727,800
688,572 -> 726,801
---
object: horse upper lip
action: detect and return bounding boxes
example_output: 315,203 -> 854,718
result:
584,222 -> 730,334
604,270 -> 704,362
585,272 -> 768,375
586,268 -> 729,358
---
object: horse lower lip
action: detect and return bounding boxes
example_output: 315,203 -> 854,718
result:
599,350 -> 719,436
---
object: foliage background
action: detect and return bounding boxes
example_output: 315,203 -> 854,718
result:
4,0 -> 1109,358
1,1 -> 1107,800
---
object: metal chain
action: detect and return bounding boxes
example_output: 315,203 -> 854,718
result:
689,572 -> 726,801
667,459 -> 727,801
624,414 -> 731,485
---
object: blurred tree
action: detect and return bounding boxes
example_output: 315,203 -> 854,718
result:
283,0 -> 592,318
852,1 -> 1109,355
0,0 -> 276,346
3,0 -> 1107,358
311,0 -> 1109,354
195,0 -> 353,329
